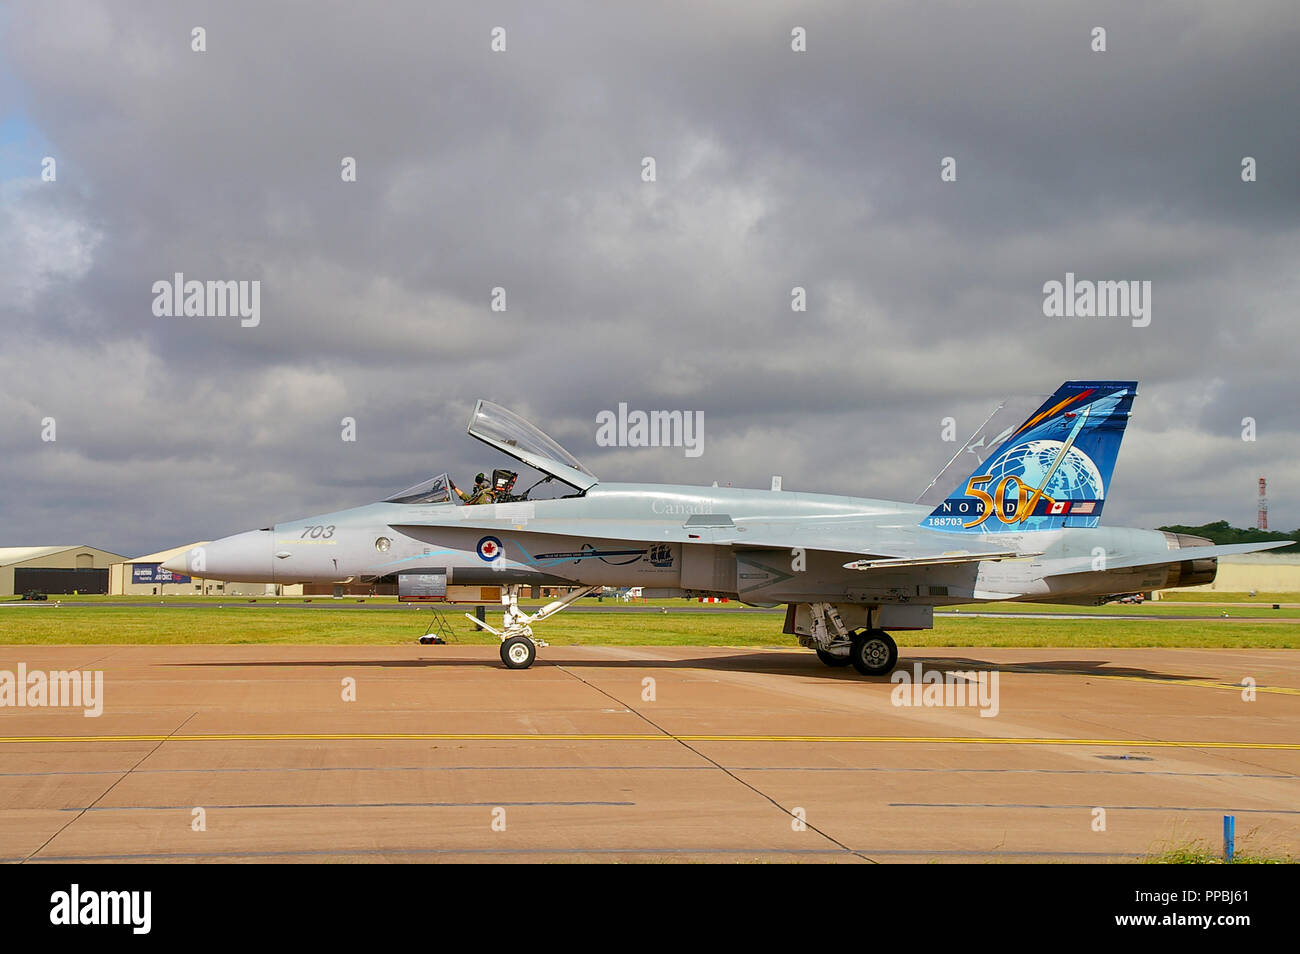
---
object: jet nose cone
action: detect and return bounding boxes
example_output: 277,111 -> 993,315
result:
164,531 -> 276,582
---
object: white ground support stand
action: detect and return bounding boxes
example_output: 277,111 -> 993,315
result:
466,583 -> 602,669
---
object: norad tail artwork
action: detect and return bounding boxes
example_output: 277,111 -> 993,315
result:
921,381 -> 1136,534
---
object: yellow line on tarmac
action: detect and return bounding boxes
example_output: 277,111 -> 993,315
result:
0,733 -> 1296,750
1090,674 -> 1300,696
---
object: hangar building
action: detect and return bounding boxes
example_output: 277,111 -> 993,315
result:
0,546 -> 126,596
1160,552 -> 1300,596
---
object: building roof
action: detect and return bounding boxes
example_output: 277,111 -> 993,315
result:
126,543 -> 210,564
0,545 -> 125,567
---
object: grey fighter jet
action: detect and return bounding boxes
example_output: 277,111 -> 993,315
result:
163,383 -> 1291,674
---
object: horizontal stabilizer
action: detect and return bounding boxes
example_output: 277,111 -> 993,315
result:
1055,539 -> 1295,577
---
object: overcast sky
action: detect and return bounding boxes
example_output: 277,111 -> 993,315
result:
1,1 -> 1297,558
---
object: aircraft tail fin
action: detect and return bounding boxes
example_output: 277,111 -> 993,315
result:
920,381 -> 1137,534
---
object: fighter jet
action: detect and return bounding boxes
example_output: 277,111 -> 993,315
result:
163,383 -> 1291,674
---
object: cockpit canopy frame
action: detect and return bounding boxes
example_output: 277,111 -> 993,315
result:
384,472 -> 454,505
466,399 -> 598,493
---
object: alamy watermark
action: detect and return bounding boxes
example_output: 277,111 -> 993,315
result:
890,663 -> 999,717
50,884 -> 150,934
152,272 -> 260,327
0,664 -> 103,717
595,403 -> 704,458
1042,272 -> 1150,328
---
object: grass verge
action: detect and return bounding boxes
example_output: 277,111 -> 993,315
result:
1,605 -> 1298,647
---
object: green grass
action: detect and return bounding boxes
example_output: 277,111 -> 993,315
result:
1,604 -> 1298,648
1145,839 -> 1294,864
1154,591 -> 1299,604
946,600 -> 1296,618
10,593 -> 1298,621
0,606 -> 766,646
0,594 -> 756,609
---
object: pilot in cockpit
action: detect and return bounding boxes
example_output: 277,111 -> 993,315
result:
450,472 -> 495,505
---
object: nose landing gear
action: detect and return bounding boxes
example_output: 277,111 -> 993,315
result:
467,583 -> 601,669
499,635 -> 536,669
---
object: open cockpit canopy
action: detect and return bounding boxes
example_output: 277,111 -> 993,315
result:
467,400 -> 598,492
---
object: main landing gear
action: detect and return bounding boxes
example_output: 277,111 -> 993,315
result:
815,648 -> 853,668
847,629 -> 898,676
815,630 -> 898,675
467,584 -> 600,670
807,602 -> 899,676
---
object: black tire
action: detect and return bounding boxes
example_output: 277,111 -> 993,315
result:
815,648 -> 853,667
849,629 -> 898,676
500,635 -> 536,669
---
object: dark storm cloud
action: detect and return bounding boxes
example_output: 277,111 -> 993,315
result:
1,0 -> 1296,555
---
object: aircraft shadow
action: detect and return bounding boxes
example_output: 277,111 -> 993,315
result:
164,652 -> 1210,683
911,656 -> 1210,683
168,654 -> 873,680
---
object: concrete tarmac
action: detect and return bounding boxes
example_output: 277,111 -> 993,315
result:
1,645 -> 1297,863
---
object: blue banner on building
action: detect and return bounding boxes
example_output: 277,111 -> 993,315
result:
132,563 -> 191,584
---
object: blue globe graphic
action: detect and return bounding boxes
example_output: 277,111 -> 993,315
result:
985,440 -> 1105,507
